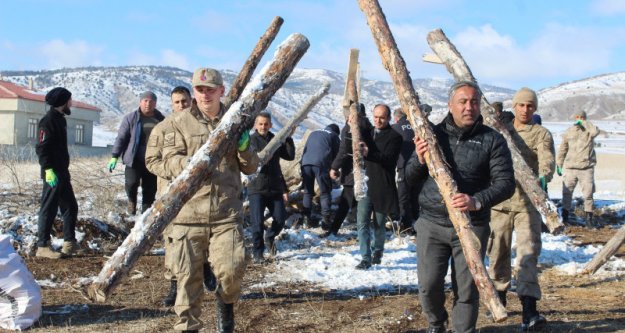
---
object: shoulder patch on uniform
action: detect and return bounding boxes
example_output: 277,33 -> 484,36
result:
38,129 -> 48,144
164,132 -> 175,147
148,134 -> 160,147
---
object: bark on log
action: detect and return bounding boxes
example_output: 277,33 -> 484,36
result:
223,16 -> 284,108
357,0 -> 507,322
257,83 -> 330,167
87,33 -> 310,302
342,49 -> 360,120
281,129 -> 313,189
348,79 -> 368,201
426,28 -> 564,235
581,225 -> 625,275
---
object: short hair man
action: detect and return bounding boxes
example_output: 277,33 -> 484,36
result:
488,87 -> 554,331
248,112 -> 295,262
353,103 -> 402,269
35,87 -> 80,258
406,81 -> 515,333
300,123 -> 341,231
557,110 -> 600,227
108,91 -> 165,214
152,68 -> 258,332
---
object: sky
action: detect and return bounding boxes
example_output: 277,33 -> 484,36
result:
2,0 -> 625,89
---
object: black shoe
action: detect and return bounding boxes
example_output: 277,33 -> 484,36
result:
427,326 -> 446,333
216,294 -> 235,333
266,237 -> 277,256
561,209 -> 569,224
355,260 -> 371,270
252,251 -> 264,264
372,252 -> 382,265
521,296 -> 547,331
320,215 -> 332,231
162,280 -> 177,306
585,212 -> 596,229
203,263 -> 217,292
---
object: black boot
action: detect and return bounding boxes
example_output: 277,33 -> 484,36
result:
497,290 -> 507,307
521,296 -> 547,331
216,294 -> 235,333
127,201 -> 137,215
585,212 -> 595,229
162,280 -> 177,306
372,251 -> 383,265
561,209 -> 569,224
203,263 -> 217,292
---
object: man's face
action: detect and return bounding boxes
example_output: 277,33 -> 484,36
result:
139,96 -> 156,115
193,85 -> 224,117
448,86 -> 480,128
255,116 -> 272,136
514,101 -> 536,125
171,92 -> 191,113
373,106 -> 390,129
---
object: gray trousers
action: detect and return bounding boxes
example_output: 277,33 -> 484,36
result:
416,219 -> 489,333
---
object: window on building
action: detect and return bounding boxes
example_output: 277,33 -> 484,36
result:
76,124 -> 84,144
28,118 -> 38,139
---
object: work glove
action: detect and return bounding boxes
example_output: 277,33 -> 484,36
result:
539,175 -> 547,191
238,130 -> 250,152
45,169 -> 58,187
556,166 -> 563,176
107,157 -> 118,172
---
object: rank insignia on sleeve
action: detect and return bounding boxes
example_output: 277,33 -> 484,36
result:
38,129 -> 47,144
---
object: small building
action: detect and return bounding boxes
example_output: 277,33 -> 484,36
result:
0,80 -> 101,147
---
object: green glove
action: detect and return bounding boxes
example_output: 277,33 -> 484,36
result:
539,175 -> 547,191
556,166 -> 563,176
45,169 -> 58,187
237,130 -> 250,152
108,157 -> 118,172
574,119 -> 583,127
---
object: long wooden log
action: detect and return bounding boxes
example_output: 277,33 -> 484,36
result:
426,29 -> 564,235
87,33 -> 310,302
348,79 -> 368,201
342,49 -> 360,119
257,83 -> 330,166
223,16 -> 284,108
357,0 -> 507,322
581,225 -> 625,275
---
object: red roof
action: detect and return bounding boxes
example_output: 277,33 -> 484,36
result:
0,80 -> 101,112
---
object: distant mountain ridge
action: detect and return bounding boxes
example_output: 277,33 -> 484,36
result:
1,66 -> 624,134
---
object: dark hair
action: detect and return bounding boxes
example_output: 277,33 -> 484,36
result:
256,111 -> 272,121
171,86 -> 191,97
448,81 -> 481,101
393,108 -> 405,118
373,103 -> 391,118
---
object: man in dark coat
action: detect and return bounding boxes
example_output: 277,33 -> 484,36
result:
300,124 -> 340,228
354,104 -> 402,270
248,112 -> 295,262
35,87 -> 80,258
108,91 -> 165,215
406,81 -> 515,333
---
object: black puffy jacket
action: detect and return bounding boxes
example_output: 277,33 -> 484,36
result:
405,114 -> 515,227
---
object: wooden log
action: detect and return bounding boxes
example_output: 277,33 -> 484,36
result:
357,0 -> 507,322
257,83 -> 331,167
342,49 -> 360,119
87,33 -> 310,302
426,28 -> 564,235
223,16 -> 284,108
347,79 -> 368,201
281,129 -> 313,189
581,225 -> 625,275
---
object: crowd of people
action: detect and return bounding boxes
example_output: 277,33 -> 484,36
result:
33,69 -> 601,332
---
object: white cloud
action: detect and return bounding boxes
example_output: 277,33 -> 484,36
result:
40,39 -> 104,69
127,49 -> 192,70
161,49 -> 190,70
591,0 -> 625,16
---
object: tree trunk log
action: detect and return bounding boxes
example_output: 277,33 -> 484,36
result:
426,28 -> 564,235
581,225 -> 625,275
223,16 -> 284,108
281,129 -> 313,190
257,83 -> 330,167
342,49 -> 360,120
357,0 -> 507,322
347,79 -> 368,201
87,33 -> 310,302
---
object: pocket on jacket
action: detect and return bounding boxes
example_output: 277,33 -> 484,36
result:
169,227 -> 190,275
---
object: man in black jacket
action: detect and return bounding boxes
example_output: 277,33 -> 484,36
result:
300,124 -> 340,229
35,87 -> 80,259
248,112 -> 295,262
406,81 -> 514,333
354,104 -> 402,269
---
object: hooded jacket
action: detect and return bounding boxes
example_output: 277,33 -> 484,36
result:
301,125 -> 341,170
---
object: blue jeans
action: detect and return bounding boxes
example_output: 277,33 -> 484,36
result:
248,193 -> 286,254
301,165 -> 332,217
356,195 -> 387,263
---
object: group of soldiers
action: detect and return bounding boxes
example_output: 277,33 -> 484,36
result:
33,66 -> 600,332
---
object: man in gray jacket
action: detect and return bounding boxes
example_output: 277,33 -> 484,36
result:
108,91 -> 165,215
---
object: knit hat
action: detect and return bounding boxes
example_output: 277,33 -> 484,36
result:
512,87 -> 538,108
140,91 -> 157,102
45,87 -> 72,107
192,68 -> 223,88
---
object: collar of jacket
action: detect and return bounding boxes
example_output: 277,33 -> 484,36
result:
189,103 -> 225,126
443,113 -> 483,139
48,107 -> 66,118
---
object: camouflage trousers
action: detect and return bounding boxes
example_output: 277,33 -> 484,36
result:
487,208 -> 542,300
562,167 -> 595,213
168,222 -> 247,331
